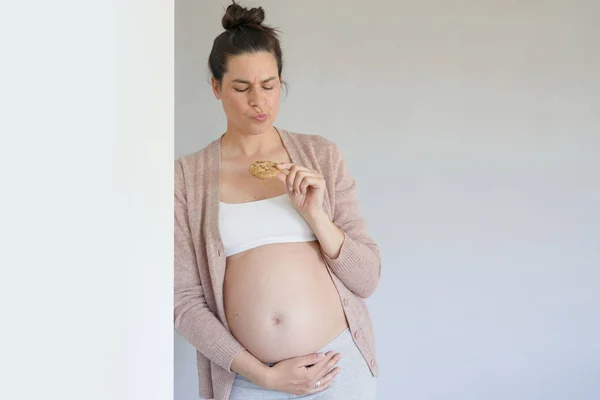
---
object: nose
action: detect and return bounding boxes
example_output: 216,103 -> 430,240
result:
248,87 -> 266,108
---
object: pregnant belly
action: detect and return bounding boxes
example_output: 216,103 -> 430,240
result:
223,241 -> 348,364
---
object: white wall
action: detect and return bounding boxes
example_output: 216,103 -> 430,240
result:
175,1 -> 600,399
1,2 -> 173,400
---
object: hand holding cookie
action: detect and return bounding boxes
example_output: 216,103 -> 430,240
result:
275,162 -> 327,223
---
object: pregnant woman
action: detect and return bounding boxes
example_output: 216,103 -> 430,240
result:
174,2 -> 381,399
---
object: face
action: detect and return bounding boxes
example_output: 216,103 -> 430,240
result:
212,51 -> 282,136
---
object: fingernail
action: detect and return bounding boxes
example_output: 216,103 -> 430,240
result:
318,353 -> 325,359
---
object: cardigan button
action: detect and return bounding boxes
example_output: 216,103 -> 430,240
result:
354,330 -> 361,340
370,359 -> 377,368
343,298 -> 349,307
217,249 -> 220,257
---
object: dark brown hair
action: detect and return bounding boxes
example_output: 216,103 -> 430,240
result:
208,1 -> 284,84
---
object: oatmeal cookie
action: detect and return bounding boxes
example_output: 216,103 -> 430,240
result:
248,160 -> 280,179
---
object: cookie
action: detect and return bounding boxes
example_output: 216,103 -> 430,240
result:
249,160 -> 280,179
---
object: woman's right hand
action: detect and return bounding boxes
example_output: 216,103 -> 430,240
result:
263,351 -> 342,395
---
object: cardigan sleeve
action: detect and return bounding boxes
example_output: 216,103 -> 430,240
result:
320,144 -> 382,298
174,160 -> 245,372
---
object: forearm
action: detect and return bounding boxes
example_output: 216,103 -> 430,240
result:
174,292 -> 246,371
308,211 -> 381,298
306,211 -> 345,259
231,349 -> 272,387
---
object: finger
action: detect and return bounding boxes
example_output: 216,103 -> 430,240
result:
274,171 -> 287,185
292,170 -> 321,195
299,175 -> 324,195
305,367 -> 341,395
277,163 -> 314,173
305,351 -> 336,370
274,167 -> 290,186
295,352 -> 328,368
286,165 -> 300,193
299,176 -> 310,195
276,162 -> 292,170
293,170 -> 306,195
307,351 -> 337,375
310,352 -> 342,380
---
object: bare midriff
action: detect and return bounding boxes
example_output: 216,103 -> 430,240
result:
223,240 -> 349,364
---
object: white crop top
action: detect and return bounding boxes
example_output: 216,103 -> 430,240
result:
218,194 -> 317,257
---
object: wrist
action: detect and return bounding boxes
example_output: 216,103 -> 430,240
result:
231,350 -> 274,389
258,364 -> 275,389
306,209 -> 329,227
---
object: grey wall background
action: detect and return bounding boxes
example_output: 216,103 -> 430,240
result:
175,1 -> 600,399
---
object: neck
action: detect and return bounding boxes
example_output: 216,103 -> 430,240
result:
221,125 -> 280,158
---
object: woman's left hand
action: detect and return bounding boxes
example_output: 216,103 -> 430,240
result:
276,163 -> 326,224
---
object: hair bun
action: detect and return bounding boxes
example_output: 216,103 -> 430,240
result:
222,2 -> 265,31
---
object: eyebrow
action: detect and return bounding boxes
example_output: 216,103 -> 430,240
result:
231,76 -> 278,84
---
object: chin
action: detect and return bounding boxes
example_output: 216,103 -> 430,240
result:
245,121 -> 273,135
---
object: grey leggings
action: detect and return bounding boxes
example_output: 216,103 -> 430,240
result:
229,328 -> 377,399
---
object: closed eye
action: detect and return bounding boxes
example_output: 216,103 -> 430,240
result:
234,87 -> 274,92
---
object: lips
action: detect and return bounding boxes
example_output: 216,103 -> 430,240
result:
252,113 -> 267,122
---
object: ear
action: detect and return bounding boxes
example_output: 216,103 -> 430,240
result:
211,77 -> 222,100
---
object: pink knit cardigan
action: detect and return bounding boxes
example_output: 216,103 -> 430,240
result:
175,128 -> 381,399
